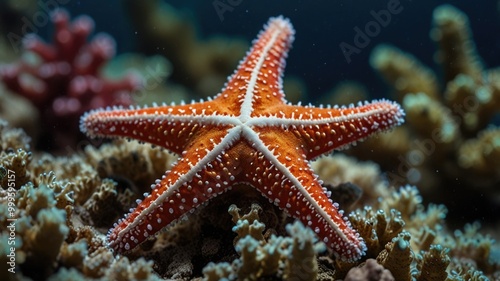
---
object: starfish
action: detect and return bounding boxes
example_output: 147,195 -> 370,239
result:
80,16 -> 404,261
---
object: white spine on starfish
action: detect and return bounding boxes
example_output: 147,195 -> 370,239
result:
239,18 -> 291,123
240,125 -> 356,248
246,100 -> 405,127
112,126 -> 241,243
80,110 -> 241,136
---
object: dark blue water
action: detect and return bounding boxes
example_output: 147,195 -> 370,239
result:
53,1 -> 500,102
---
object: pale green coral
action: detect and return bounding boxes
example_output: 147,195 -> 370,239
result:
359,4 -> 500,200
59,240 -> 88,269
442,222 -> 496,276
203,262 -> 234,281
0,118 -> 31,152
283,221 -> 326,281
16,183 -> 56,219
27,208 -> 69,270
377,232 -> 413,281
431,4 -> 483,82
371,44 -> 440,101
229,203 -> 266,244
47,268 -> 87,281
107,257 -> 160,281
0,148 -> 31,189
379,185 -> 447,240
415,245 -> 450,281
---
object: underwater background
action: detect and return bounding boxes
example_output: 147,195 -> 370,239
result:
0,0 -> 499,280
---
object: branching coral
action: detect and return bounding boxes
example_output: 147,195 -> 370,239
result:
84,139 -> 176,186
0,119 -> 30,153
0,119 -> 167,280
0,118 -> 498,280
376,232 -> 413,281
349,207 -> 405,259
0,5 -> 498,280
0,120 -> 32,200
0,181 -> 69,279
330,182 -> 495,281
442,222 -> 497,276
457,127 -> 500,185
0,84 -> 38,138
203,204 -> 325,281
347,5 -> 500,220
0,9 -> 139,150
415,244 -> 450,281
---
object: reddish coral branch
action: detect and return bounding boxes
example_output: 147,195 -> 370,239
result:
0,9 -> 139,150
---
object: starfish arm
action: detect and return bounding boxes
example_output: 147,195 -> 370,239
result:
80,102 -> 233,154
215,16 -> 294,117
78,15 -> 405,262
107,128 -> 242,253
252,100 -> 404,159
245,129 -> 366,261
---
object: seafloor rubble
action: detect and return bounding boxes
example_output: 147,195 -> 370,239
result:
0,3 -> 499,281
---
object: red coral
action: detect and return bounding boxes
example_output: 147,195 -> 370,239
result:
0,9 -> 139,151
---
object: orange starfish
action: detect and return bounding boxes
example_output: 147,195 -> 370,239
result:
81,16 -> 404,261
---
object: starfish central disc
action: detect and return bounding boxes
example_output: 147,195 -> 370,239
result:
81,16 -> 404,262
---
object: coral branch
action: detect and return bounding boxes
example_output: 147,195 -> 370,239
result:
0,9 -> 139,151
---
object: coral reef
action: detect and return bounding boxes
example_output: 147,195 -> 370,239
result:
344,259 -> 394,281
0,9 -> 139,151
0,3 -> 499,280
0,119 -> 169,280
0,0 -> 38,63
347,4 -> 500,222
0,118 -> 498,280
313,153 -> 498,280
